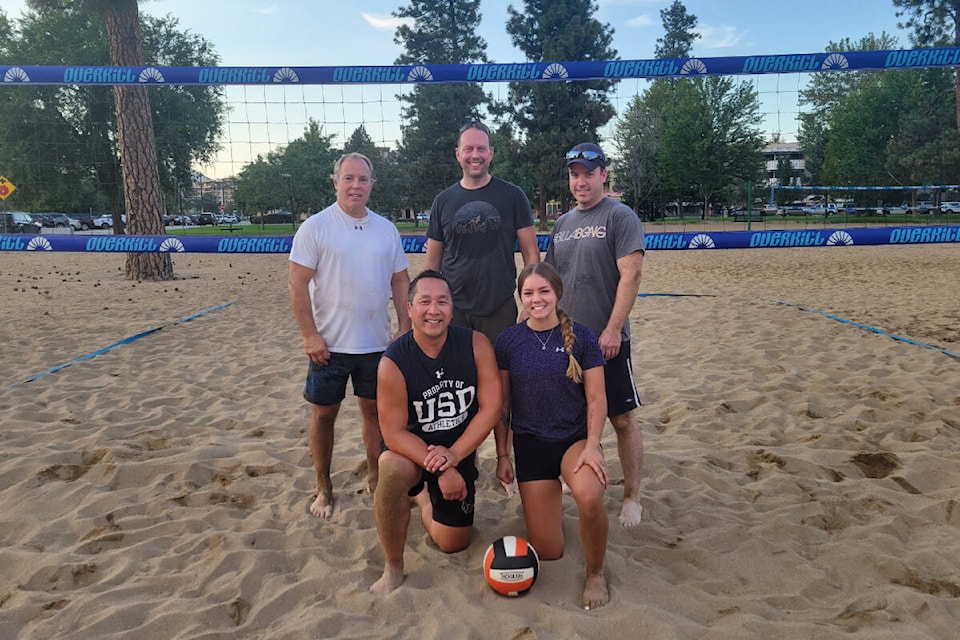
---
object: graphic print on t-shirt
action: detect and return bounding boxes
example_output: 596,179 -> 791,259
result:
453,200 -> 502,235
413,378 -> 477,434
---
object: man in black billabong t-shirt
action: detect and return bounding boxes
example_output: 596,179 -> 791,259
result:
369,270 -> 501,596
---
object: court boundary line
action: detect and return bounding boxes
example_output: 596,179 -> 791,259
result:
3,302 -> 234,390
773,299 -> 959,360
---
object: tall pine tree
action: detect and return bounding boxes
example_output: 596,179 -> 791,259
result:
393,0 -> 489,211
501,0 -> 617,227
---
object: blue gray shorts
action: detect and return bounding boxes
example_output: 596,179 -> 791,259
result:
303,351 -> 383,406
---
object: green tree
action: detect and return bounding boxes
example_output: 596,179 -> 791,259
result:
886,69 -> 960,185
614,1 -> 761,214
655,0 -> 699,59
279,120 -> 338,216
612,95 -> 661,217
820,69 -> 918,186
776,155 -> 796,191
25,0 -> 172,279
393,0 -> 489,212
5,1 -> 223,280
233,120 -> 338,220
798,33 -> 899,185
893,0 -> 960,132
233,154 -> 282,217
503,0 -> 618,228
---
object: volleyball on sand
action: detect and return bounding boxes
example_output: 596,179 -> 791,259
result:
482,535 -> 540,596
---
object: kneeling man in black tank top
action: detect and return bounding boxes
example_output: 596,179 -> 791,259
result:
370,270 -> 501,596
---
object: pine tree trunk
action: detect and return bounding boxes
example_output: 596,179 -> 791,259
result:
105,0 -> 172,280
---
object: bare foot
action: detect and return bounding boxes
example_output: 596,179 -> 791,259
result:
582,573 -> 609,610
370,564 -> 404,595
618,499 -> 642,528
309,487 -> 334,518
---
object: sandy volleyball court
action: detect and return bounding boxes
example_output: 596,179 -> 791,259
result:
1,243 -> 959,639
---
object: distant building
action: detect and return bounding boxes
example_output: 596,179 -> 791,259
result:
191,171 -> 235,213
762,142 -> 806,187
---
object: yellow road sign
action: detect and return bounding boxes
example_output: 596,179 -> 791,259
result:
0,176 -> 16,200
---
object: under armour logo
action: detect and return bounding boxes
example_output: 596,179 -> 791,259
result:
354,225 -> 363,231
555,347 -> 565,353
435,369 -> 444,379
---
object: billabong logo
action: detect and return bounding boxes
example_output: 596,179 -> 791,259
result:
159,237 -> 186,252
27,237 -> 53,251
826,231 -> 854,246
680,59 -> 708,75
274,67 -> 299,83
138,67 -> 165,83
3,67 -> 30,82
407,65 -> 433,82
688,233 -> 716,249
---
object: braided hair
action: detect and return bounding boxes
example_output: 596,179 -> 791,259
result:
517,263 -> 583,383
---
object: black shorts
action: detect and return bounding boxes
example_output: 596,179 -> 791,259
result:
407,453 -> 478,528
452,296 -> 518,346
512,432 -> 585,483
604,340 -> 640,417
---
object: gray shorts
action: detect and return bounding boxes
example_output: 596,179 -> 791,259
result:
303,351 -> 382,406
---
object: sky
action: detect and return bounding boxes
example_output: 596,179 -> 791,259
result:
2,1 -> 913,178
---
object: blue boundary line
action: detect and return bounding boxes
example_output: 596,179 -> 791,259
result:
3,302 -> 234,390
773,299 -> 960,360
638,293 -> 717,298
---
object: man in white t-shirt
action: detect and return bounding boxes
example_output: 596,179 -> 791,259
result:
288,153 -> 411,518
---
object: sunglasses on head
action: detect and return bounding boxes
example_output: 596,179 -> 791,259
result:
459,121 -> 491,135
565,149 -> 606,165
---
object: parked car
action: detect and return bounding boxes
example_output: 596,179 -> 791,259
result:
730,207 -> 764,222
940,201 -> 960,214
92,215 -> 113,229
219,213 -> 239,224
0,212 -> 42,233
804,203 -> 837,215
32,213 -> 71,228
69,213 -> 99,230
909,202 -> 937,214
880,204 -> 910,215
197,212 -> 217,226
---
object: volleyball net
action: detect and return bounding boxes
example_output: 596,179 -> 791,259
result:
2,47 -> 960,252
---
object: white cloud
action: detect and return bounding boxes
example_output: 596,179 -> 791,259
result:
253,5 -> 278,16
696,25 -> 742,49
627,15 -> 653,28
362,13 -> 413,31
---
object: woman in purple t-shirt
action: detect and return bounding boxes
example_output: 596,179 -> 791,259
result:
493,262 -> 610,610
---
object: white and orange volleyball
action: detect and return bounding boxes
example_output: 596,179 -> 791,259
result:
482,535 -> 540,596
